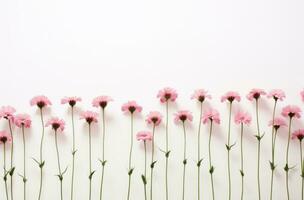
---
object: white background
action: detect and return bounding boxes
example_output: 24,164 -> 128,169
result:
0,0 -> 304,199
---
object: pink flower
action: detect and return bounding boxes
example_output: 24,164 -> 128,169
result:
14,114 -> 31,128
146,111 -> 163,126
202,108 -> 220,124
281,105 -> 301,118
121,101 -> 142,114
221,91 -> 241,103
157,87 -> 178,103
46,117 -> 65,132
0,130 -> 12,144
301,90 -> 304,102
92,96 -> 113,108
61,96 -> 82,107
191,89 -> 211,102
136,131 -> 153,141
234,111 -> 252,125
267,89 -> 286,101
246,88 -> 266,101
30,95 -> 52,108
174,110 -> 193,123
268,117 -> 287,130
292,129 -> 304,141
0,106 -> 16,120
80,111 -> 98,124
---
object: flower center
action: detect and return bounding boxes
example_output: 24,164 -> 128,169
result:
0,136 -> 7,143
69,100 -> 76,107
253,93 -> 260,99
37,101 -> 46,108
198,96 -> 205,102
99,101 -> 107,108
128,106 -> 136,113
179,115 -> 187,122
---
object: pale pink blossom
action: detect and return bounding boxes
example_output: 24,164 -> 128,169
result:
221,91 -> 241,103
14,114 -> 31,128
191,89 -> 211,102
281,105 -> 301,118
174,110 -> 193,123
267,89 -> 286,101
292,129 -> 304,141
0,130 -> 12,144
80,111 -> 98,124
234,111 -> 252,125
146,111 -> 163,126
30,95 -> 52,108
46,117 -> 65,132
246,88 -> 266,101
268,117 -> 287,130
157,87 -> 178,103
0,106 -> 16,120
136,131 -> 153,141
61,96 -> 82,106
92,96 -> 113,108
202,108 -> 220,124
121,101 -> 142,114
300,90 -> 304,102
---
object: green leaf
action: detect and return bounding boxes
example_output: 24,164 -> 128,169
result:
240,170 -> 244,177
183,159 -> 187,165
9,167 -> 15,176
197,159 -> 203,167
72,149 -> 78,156
141,174 -> 147,185
150,161 -> 157,168
89,170 -> 95,179
269,161 -> 276,170
165,151 -> 171,158
128,168 -> 134,176
209,166 -> 214,174
284,164 -> 289,172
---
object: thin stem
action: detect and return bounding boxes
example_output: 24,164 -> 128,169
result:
227,102 -> 232,200
150,124 -> 156,200
208,121 -> 215,200
270,100 -> 277,200
100,108 -> 106,200
285,117 -> 292,200
3,143 -> 9,200
197,102 -> 203,200
240,123 -> 244,200
300,141 -> 303,200
165,100 -> 169,200
55,131 -> 63,200
182,122 -> 187,200
89,124 -> 92,200
144,141 -> 147,200
38,108 -> 45,200
127,114 -> 134,200
71,106 -> 75,200
8,119 -> 14,200
255,99 -> 261,200
22,126 -> 27,200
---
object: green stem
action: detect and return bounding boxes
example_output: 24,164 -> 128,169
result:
100,108 -> 106,200
144,141 -> 147,200
127,114 -> 134,200
285,117 -> 292,200
240,123 -> 244,200
197,102 -> 203,200
3,143 -> 9,200
270,100 -> 277,200
165,101 -> 169,200
38,108 -> 44,200
227,102 -> 232,200
55,130 -> 63,200
182,122 -> 187,200
270,128 -> 278,200
150,124 -> 156,200
8,119 -> 14,200
208,121 -> 215,200
255,99 -> 261,200
71,106 -> 75,200
89,124 -> 92,200
22,126 -> 27,200
300,141 -> 303,200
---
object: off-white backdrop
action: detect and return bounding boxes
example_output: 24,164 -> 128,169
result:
1,0 -> 304,199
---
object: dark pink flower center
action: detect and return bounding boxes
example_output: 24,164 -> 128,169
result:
288,112 -> 295,118
198,96 -> 205,102
86,117 -> 94,124
128,106 -> 136,113
37,101 -> 46,108
0,136 -> 8,143
164,93 -> 171,100
274,125 -> 280,130
297,134 -> 304,141
179,114 -> 187,122
99,101 -> 107,108
52,123 -> 60,131
151,117 -> 159,124
227,96 -> 235,102
69,100 -> 76,107
253,93 -> 260,99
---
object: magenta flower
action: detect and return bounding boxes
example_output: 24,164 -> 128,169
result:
0,130 -> 12,144
14,114 -> 31,128
61,96 -> 82,107
268,117 -> 287,130
191,89 -> 211,102
246,88 -> 266,101
267,89 -> 286,101
0,106 -> 16,120
202,108 -> 220,124
292,129 -> 304,141
146,111 -> 163,126
92,96 -> 113,109
80,111 -> 98,124
282,105 -> 301,118
221,91 -> 241,103
122,101 -> 142,114
136,131 -> 153,141
30,95 -> 52,108
0,130 -> 11,200
234,111 -> 252,125
174,110 -> 193,123
46,117 -> 65,132
157,87 -> 178,103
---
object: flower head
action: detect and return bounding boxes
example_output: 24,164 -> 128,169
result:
292,129 -> 304,141
221,91 -> 241,103
246,88 -> 266,101
0,130 -> 12,144
46,117 -> 65,132
174,110 -> 193,123
281,105 -> 301,119
146,111 -> 163,126
80,111 -> 98,124
30,95 -> 52,109
267,89 -> 285,101
136,131 -> 153,141
191,89 -> 211,102
268,117 -> 287,130
121,101 -> 142,114
234,111 -> 252,125
61,96 -> 82,107
0,106 -> 16,120
157,87 -> 178,103
14,114 -> 31,128
92,96 -> 113,109
202,108 -> 220,124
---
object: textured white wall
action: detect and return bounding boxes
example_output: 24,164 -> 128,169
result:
0,0 -> 304,199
